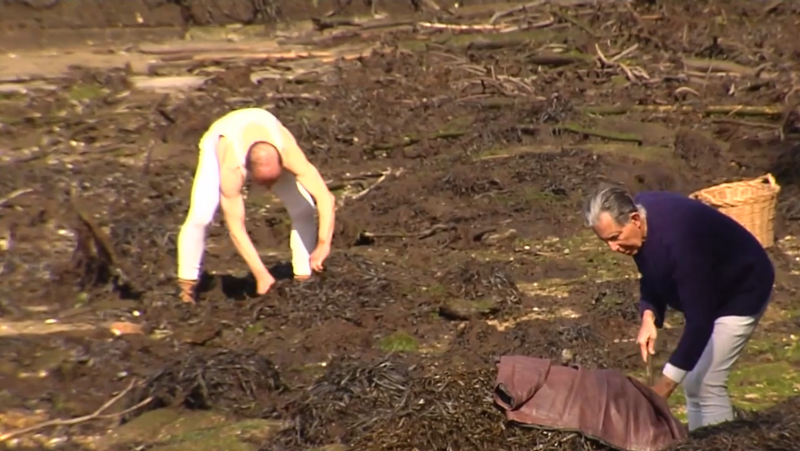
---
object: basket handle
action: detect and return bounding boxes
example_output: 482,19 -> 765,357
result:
760,173 -> 777,187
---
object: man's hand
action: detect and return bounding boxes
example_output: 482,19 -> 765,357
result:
637,310 -> 658,362
652,374 -> 679,400
255,269 -> 276,295
309,242 -> 331,272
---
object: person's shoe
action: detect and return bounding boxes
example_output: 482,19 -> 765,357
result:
177,278 -> 197,304
294,274 -> 312,282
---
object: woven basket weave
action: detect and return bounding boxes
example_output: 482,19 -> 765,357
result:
689,173 -> 780,248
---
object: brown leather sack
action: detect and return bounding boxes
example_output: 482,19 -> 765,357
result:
494,355 -> 688,451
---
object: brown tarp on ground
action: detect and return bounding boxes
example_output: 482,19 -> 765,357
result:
494,355 -> 688,451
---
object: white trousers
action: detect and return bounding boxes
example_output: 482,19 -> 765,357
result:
177,141 -> 317,281
680,309 -> 765,431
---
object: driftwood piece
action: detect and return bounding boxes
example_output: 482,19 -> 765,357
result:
128,76 -> 210,92
0,188 -> 34,208
580,104 -> 784,117
135,42 -> 281,55
682,57 -> 759,77
360,223 -> 457,241
0,379 -> 152,442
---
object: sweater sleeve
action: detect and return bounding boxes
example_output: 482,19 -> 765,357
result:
665,238 -> 718,379
639,275 -> 665,328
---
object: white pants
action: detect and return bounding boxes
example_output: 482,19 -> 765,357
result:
680,309 -> 765,431
177,141 -> 317,281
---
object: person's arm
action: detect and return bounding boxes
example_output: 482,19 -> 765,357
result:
280,132 -> 336,247
217,141 -> 270,279
639,275 -> 666,328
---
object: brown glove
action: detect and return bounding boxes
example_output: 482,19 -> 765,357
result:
178,278 -> 197,304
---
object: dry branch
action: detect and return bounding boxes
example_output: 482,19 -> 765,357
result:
0,379 -> 153,442
554,123 -> 642,143
417,22 -> 507,32
501,16 -> 556,33
337,168 -> 407,207
490,0 -> 546,24
712,118 -> 780,129
609,44 -> 638,62
580,104 -> 784,117
365,130 -> 468,154
0,188 -> 34,208
682,58 -> 758,77
595,43 -> 649,83
189,50 -> 336,62
311,16 -> 361,31
129,76 -> 210,92
674,87 -> 701,99
360,223 -> 457,241
348,168 -> 405,201
136,42 -> 281,55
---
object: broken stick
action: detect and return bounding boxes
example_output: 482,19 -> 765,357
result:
0,188 -> 34,208
580,104 -> 784,117
712,118 -> 780,129
349,168 -> 405,201
366,130 -> 467,154
0,379 -> 153,442
417,22 -> 508,32
682,57 -> 758,77
360,223 -> 457,241
555,123 -> 643,144
336,168 -> 406,207
490,0 -> 546,24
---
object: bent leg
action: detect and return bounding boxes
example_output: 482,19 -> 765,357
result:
682,309 -> 765,431
272,172 -> 317,277
177,147 -> 220,281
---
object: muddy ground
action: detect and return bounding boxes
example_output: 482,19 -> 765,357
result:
2,0 -> 800,450
0,0 -> 470,51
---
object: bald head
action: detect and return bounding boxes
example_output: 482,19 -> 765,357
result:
246,142 -> 282,186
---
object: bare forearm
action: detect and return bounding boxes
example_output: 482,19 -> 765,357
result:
228,226 -> 268,276
316,194 -> 336,245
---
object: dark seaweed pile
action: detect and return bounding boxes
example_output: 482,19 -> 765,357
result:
264,354 -> 800,451
266,356 -> 613,451
125,349 -> 284,420
669,396 -> 800,451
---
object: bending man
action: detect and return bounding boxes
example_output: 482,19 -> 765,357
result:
177,108 -> 336,303
582,185 -> 774,431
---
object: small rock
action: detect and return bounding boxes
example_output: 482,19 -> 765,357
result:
109,322 -> 143,336
561,348 -> 574,364
482,229 -> 518,245
439,298 -> 499,321
483,229 -> 519,245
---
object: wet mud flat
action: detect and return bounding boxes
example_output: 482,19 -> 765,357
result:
2,0 -> 800,450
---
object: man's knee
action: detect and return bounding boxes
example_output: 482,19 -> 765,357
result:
684,371 -> 727,402
286,201 -> 317,224
182,207 -> 214,231
682,371 -> 705,400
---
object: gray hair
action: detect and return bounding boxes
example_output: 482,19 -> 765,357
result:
582,184 -> 646,227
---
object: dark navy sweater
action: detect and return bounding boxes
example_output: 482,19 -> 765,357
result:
633,192 -> 774,372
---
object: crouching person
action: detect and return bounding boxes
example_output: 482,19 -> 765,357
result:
582,185 -> 774,431
176,108 -> 336,303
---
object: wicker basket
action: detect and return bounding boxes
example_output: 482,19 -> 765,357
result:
689,173 -> 781,248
